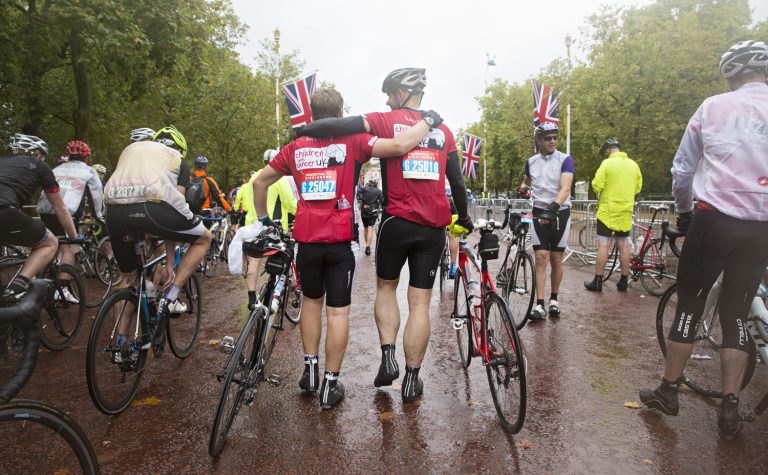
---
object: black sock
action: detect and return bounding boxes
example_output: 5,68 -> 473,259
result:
324,370 -> 339,386
7,275 -> 30,294
536,299 -> 545,307
594,274 -> 602,281
619,274 -> 628,282
247,291 -> 256,305
550,292 -> 558,301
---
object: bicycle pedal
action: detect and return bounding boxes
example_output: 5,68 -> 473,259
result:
218,336 -> 235,354
450,317 -> 466,330
266,374 -> 281,387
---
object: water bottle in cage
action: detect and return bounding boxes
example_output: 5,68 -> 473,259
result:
633,236 -> 644,255
467,280 -> 480,306
270,275 -> 286,315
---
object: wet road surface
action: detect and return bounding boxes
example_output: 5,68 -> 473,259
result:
3,244 -> 767,474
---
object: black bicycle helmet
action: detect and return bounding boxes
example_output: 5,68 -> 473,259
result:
599,137 -> 620,156
381,68 -> 427,94
719,40 -> 768,79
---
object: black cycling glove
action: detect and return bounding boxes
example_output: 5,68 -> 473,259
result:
420,110 -> 443,128
295,116 -> 365,138
539,201 -> 560,223
676,212 -> 692,233
456,215 -> 474,232
258,215 -> 276,229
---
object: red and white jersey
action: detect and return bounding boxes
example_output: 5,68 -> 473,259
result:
364,109 -> 457,227
270,133 -> 377,243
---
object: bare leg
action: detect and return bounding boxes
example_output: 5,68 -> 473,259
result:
172,231 -> 211,287
593,240 -> 610,276
550,251 -> 564,293
324,305 -> 350,372
19,233 -> 58,280
364,226 -> 374,248
534,250 -> 549,297
299,296 -> 323,355
403,286 -> 431,367
720,348 -> 749,397
375,277 -> 400,345
246,256 -> 261,292
618,238 -> 631,276
663,340 -> 693,382
448,233 -> 459,265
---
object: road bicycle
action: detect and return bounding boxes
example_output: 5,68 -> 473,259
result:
200,207 -> 234,279
450,216 -> 527,434
85,237 -> 202,414
0,241 -> 86,351
0,280 -> 100,475
437,240 -> 451,293
656,226 -> 768,418
74,219 -> 119,308
496,206 -> 536,330
209,225 -> 298,456
600,205 -> 674,296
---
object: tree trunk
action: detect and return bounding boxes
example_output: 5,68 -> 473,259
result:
70,28 -> 90,139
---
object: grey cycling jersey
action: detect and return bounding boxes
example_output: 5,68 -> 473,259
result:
37,160 -> 104,219
525,149 -> 574,209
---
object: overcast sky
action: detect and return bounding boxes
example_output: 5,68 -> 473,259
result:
230,0 -> 767,130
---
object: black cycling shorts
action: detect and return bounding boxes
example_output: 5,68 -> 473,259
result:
596,218 -> 630,238
376,214 -> 446,289
106,202 -> 206,273
668,207 -> 768,351
40,211 -> 83,238
0,207 -> 48,248
295,241 -> 358,307
362,213 -> 378,228
531,207 -> 571,252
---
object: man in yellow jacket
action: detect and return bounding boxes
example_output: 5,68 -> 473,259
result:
584,138 -> 642,292
242,149 -> 298,309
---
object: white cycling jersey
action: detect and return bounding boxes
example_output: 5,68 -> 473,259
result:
672,82 -> 768,221
37,159 -> 104,219
525,149 -> 574,209
104,141 -> 192,219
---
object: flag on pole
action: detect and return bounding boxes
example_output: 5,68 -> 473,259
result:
462,133 -> 483,180
532,79 -> 560,128
282,72 -> 318,129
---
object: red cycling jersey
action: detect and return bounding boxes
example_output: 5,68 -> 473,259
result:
270,133 -> 376,243
364,109 -> 457,228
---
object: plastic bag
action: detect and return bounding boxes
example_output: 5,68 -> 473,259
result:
228,222 -> 264,275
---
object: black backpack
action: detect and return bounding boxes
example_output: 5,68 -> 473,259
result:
186,175 -> 211,213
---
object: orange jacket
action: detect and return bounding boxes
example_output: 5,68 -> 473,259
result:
192,169 -> 231,211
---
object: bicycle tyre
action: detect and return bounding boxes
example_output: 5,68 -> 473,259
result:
40,264 -> 86,351
0,400 -> 101,475
83,247 -> 116,308
638,239 -> 673,296
283,277 -> 302,325
485,293 -> 527,434
205,240 -> 219,278
209,311 -> 259,457
504,251 -> 535,330
86,288 -> 148,415
452,270 -> 473,368
167,273 -> 202,359
656,284 -> 756,398
601,242 -> 619,283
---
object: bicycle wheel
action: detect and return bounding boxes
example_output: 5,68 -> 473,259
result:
40,264 -> 86,351
638,239 -> 673,296
601,242 -> 619,283
452,270 -> 473,368
439,247 -> 449,293
504,252 -> 535,330
656,284 -> 756,398
209,311 -> 259,457
167,272 -> 202,359
485,293 -> 527,434
95,248 -> 120,286
283,277 -> 302,325
205,240 -> 219,278
0,400 -> 101,475
86,288 -> 148,415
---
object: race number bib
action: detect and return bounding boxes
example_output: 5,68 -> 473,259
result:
402,150 -> 440,181
301,170 -> 337,200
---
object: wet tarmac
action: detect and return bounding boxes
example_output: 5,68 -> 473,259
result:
2,242 -> 767,474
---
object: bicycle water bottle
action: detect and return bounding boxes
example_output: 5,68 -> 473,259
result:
633,236 -> 644,255
337,194 -> 350,210
270,275 -> 286,315
755,284 -> 768,342
467,280 -> 481,305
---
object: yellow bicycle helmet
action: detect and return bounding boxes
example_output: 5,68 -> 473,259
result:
153,125 -> 188,158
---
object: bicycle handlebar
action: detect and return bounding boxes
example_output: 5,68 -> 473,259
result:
661,221 -> 685,258
0,280 -> 49,403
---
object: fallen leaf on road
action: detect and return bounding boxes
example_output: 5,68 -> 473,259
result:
623,401 -> 641,409
649,336 -> 657,341
208,339 -> 220,346
517,439 -> 535,449
131,396 -> 161,407
640,295 -> 646,298
643,459 -> 654,465
378,412 -> 394,421
468,399 -> 482,406
576,325 -> 585,330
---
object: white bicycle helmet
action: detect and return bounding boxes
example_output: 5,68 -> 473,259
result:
534,122 -> 559,137
381,68 -> 427,94
263,149 -> 278,164
9,133 -> 49,155
719,40 -> 768,79
130,127 -> 156,142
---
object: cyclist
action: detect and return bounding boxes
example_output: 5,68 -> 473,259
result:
252,87 -> 439,409
190,156 -> 231,227
584,138 -> 642,292
445,184 -> 459,278
357,178 -> 383,256
92,164 -> 107,186
36,140 -> 104,301
104,125 -> 211,330
640,40 -> 768,440
0,134 -> 79,300
296,67 -> 473,403
519,122 -> 574,321
229,177 -> 247,231
240,150 -> 299,310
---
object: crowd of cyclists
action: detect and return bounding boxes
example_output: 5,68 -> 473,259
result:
0,38 -> 766,444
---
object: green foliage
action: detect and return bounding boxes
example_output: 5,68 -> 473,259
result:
471,0 -> 761,196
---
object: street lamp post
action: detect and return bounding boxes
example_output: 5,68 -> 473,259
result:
564,33 -> 572,156
483,53 -> 496,195
274,27 -> 281,150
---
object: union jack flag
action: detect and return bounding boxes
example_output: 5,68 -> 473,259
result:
462,133 -> 483,180
532,79 -> 560,128
282,72 -> 318,129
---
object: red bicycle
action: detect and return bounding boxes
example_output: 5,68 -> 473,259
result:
450,215 -> 527,434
